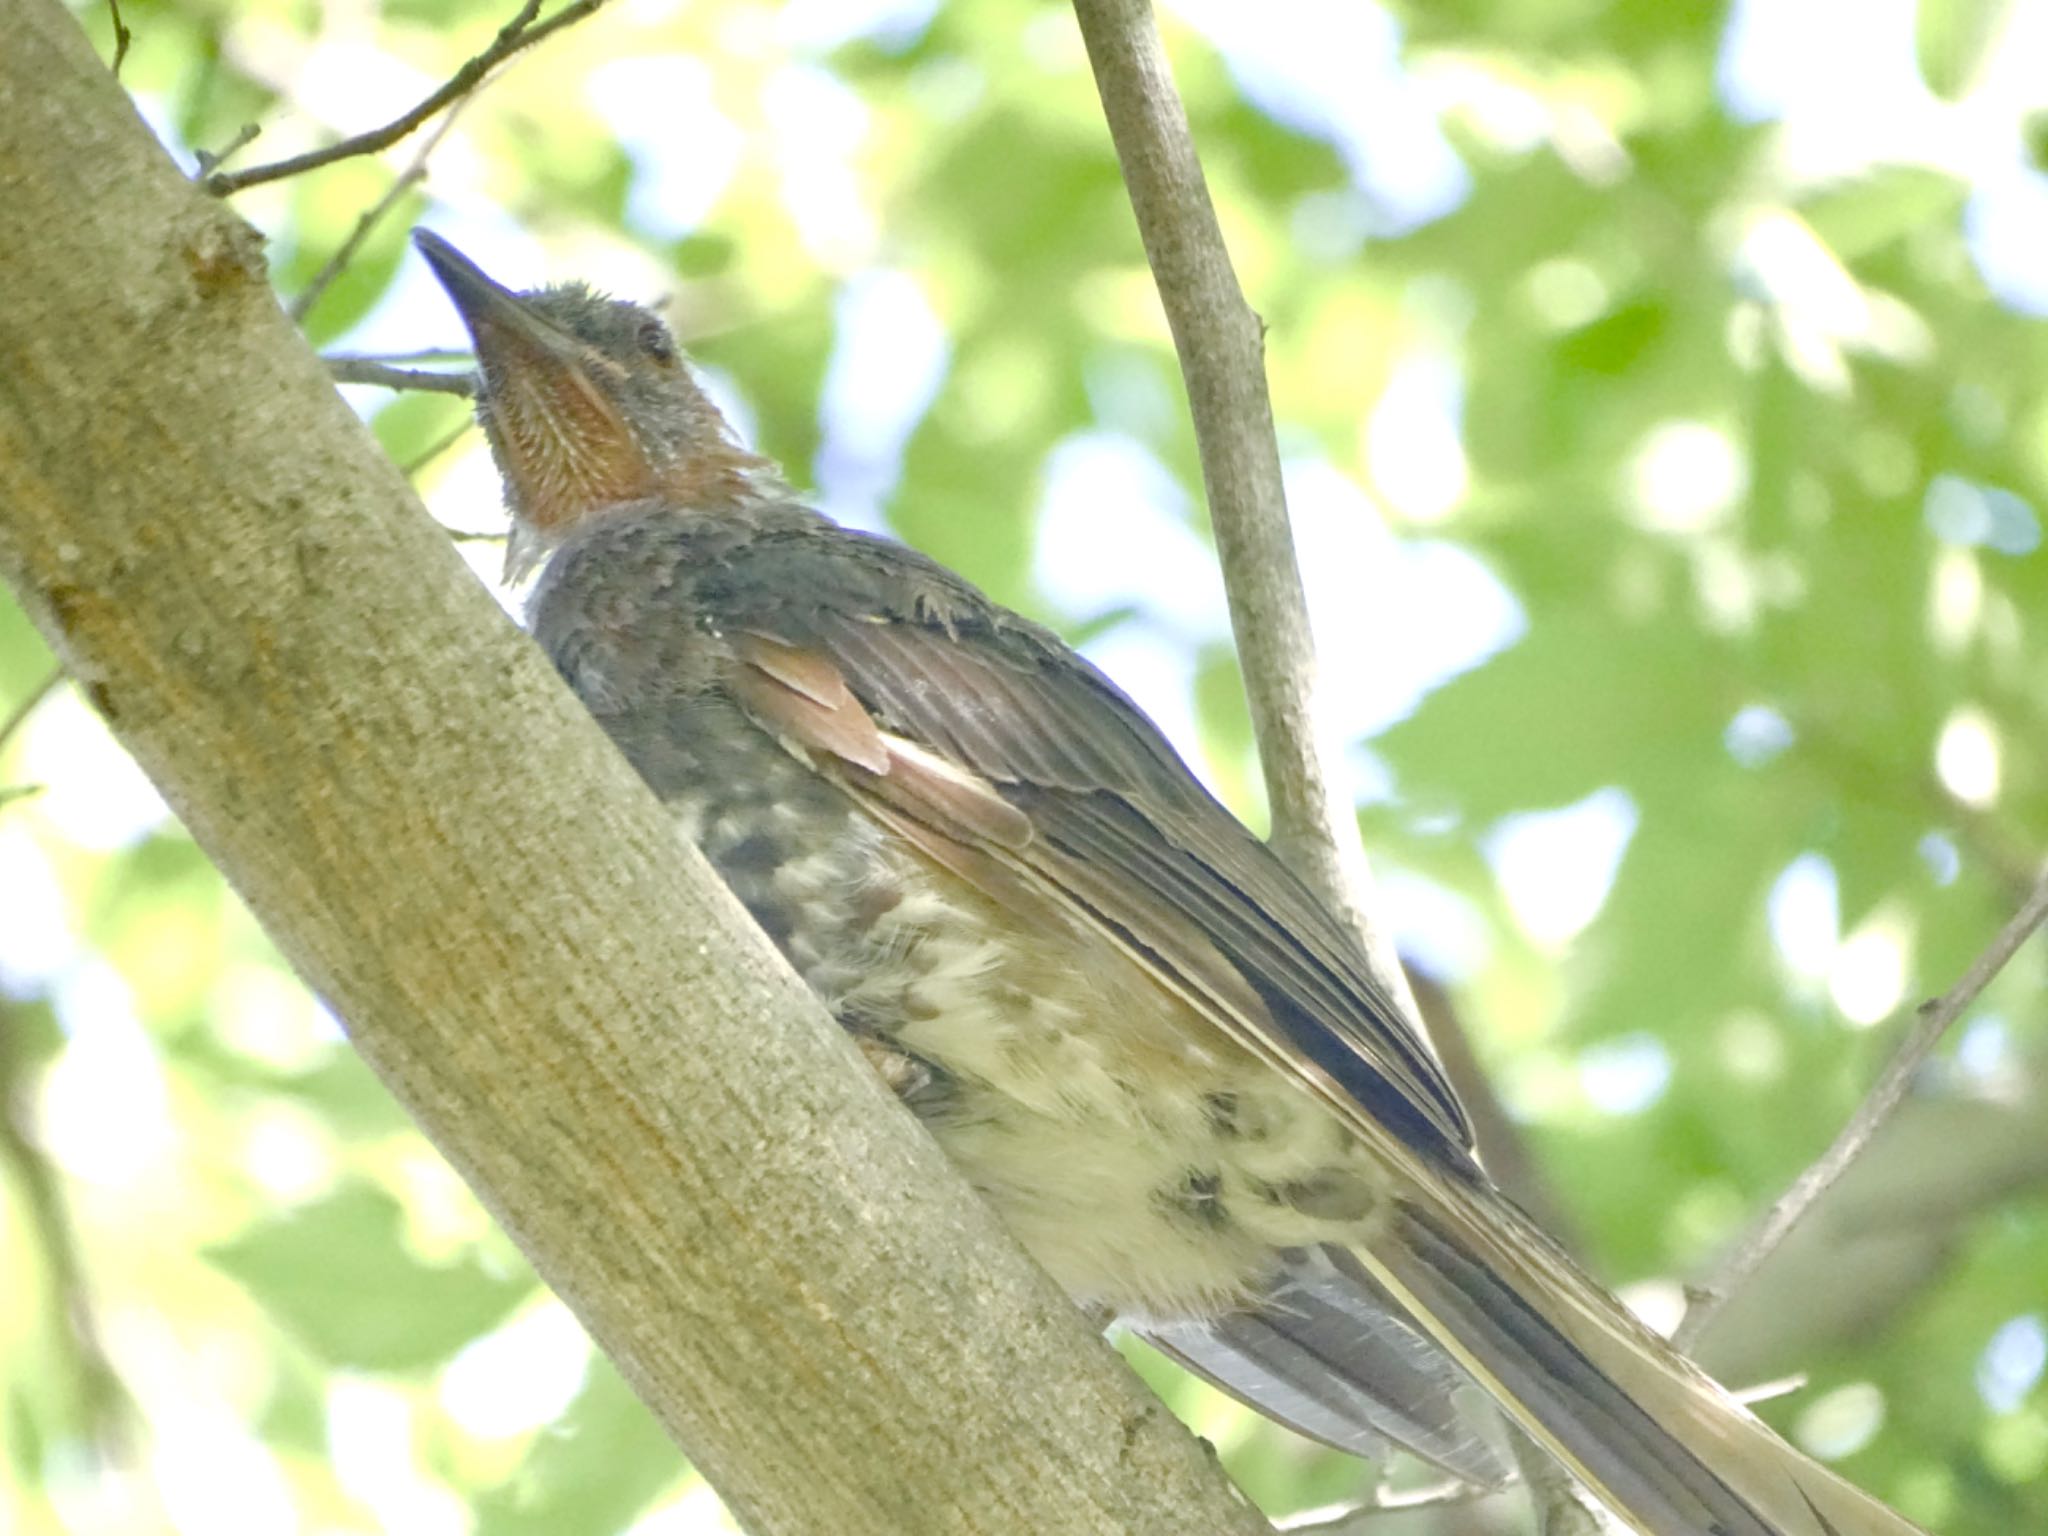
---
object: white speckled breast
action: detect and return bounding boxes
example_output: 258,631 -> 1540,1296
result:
595,695 -> 1379,1318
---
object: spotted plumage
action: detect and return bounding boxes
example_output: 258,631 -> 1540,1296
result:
536,508 -> 1384,1318
418,229 -> 1930,1536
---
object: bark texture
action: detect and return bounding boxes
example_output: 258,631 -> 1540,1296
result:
0,8 -> 1272,1535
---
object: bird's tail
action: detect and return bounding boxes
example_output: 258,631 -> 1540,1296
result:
1353,1172 -> 1927,1536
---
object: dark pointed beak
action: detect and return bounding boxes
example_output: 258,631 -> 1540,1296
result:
413,230 -> 640,582
413,229 -> 581,371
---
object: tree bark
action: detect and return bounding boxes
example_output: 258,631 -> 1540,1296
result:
0,8 -> 1272,1536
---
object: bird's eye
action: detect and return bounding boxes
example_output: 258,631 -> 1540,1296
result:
638,320 -> 676,364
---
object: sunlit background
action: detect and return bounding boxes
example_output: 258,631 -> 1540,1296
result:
6,0 -> 2048,1531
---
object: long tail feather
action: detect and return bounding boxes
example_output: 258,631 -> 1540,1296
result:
1353,1176 -> 1927,1536
1140,1245 -> 1510,1485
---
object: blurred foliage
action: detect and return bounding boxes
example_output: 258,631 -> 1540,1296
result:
5,0 -> 2048,1533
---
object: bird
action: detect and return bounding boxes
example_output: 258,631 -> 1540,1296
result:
414,227 -> 1928,1536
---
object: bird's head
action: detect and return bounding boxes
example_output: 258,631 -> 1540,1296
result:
415,230 -> 778,579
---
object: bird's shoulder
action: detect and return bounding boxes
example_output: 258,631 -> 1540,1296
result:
530,497 -> 1172,775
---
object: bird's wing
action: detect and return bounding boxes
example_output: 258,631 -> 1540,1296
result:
705,525 -> 1928,1536
712,527 -> 1477,1167
712,531 -> 1510,1483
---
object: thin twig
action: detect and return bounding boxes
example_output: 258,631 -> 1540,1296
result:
105,0 -> 130,76
404,421 -> 477,477
1068,6 -> 1599,1528
325,347 -> 474,366
1279,1475 -> 1506,1532
289,102 -> 471,323
0,1000 -> 135,1455
205,0 -> 613,195
326,356 -> 476,395
1067,0 -> 1415,1020
1675,860 -> 2048,1350
0,663 -> 60,876
1,666 -> 63,758
192,122 -> 260,179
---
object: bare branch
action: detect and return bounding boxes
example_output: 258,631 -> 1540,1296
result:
289,102 -> 471,323
1066,0 -> 1416,1020
326,356 -> 476,395
0,665 -> 63,757
405,422 -> 477,477
0,1000 -> 135,1456
329,347 -> 475,365
205,0 -> 614,196
192,122 -> 260,179
104,0 -> 130,76
1066,3 -> 1592,1526
1278,1475 -> 1505,1532
1676,860 -> 2048,1350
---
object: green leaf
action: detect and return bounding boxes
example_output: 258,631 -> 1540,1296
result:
1800,167 -> 1969,262
1565,778 -> 1787,1051
1915,0 -> 2015,98
1376,618 -> 1733,820
205,1182 -> 533,1371
667,232 -> 736,280
271,169 -> 421,347
1557,300 -> 1672,377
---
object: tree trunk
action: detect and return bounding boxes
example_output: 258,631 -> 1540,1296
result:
0,8 -> 1272,1535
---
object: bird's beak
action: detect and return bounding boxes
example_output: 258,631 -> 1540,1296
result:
413,230 -> 646,578
414,229 -> 585,384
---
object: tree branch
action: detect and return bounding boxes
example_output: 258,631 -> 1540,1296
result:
192,122 -> 260,179
1067,0 -> 2043,1483
1675,858 -> 2048,1350
325,355 -> 476,394
1067,4 -> 1593,1528
103,0 -> 129,76
203,0 -> 614,196
0,10 -> 1274,1536
0,664 -> 63,808
1067,0 -> 1415,1022
0,999 -> 134,1456
1278,1475 -> 1505,1532
289,101 -> 470,323
0,665 -> 64,756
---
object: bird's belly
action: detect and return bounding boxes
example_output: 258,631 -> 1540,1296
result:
641,714 -> 1376,1318
842,886 -> 1373,1318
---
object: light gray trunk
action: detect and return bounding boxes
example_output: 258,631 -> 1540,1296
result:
0,8 -> 1274,1535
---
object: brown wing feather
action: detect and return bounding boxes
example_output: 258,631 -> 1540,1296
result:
718,575 -> 1473,1162
735,630 -> 865,710
729,645 -> 892,774
808,612 -> 1473,1158
728,633 -> 1294,1075
732,633 -> 1032,851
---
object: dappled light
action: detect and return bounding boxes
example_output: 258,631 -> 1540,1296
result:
3,0 -> 2047,1531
